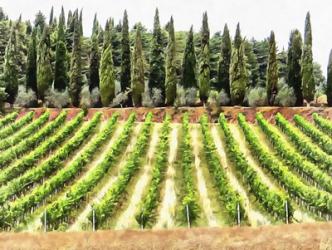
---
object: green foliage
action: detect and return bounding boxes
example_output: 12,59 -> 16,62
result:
26,30 -> 37,93
247,87 -> 267,107
198,12 -> 210,103
230,38 -> 248,105
0,111 -> 17,128
0,113 -> 118,227
244,40 -> 260,88
217,24 -> 232,98
0,111 -> 33,139
148,9 -> 165,105
69,16 -> 83,106
180,26 -> 198,90
131,26 -> 145,107
136,115 -> 171,228
99,45 -> 115,106
179,113 -> 200,225
288,30 -> 303,106
37,26 -> 53,100
200,114 -> 245,224
120,10 -> 131,106
54,17 -> 68,91
266,31 -> 278,105
252,39 -> 269,87
89,34 -> 100,92
302,12 -> 315,102
165,17 -> 177,106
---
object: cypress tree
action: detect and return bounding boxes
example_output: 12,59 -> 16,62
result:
180,26 -> 197,89
230,24 -> 248,105
89,34 -> 100,92
37,26 -> 53,101
288,29 -> 303,106
1,26 -> 19,104
266,31 -> 278,105
54,14 -> 68,91
165,16 -> 177,106
120,10 -> 132,106
34,11 -> 46,34
148,8 -> 165,105
199,12 -> 210,103
0,19 -> 10,74
217,24 -> 232,97
131,25 -> 145,107
302,12 -> 315,102
99,22 -> 115,106
327,50 -> 332,106
49,6 -> 54,26
26,29 -> 37,93
69,17 -> 83,106
59,6 -> 65,29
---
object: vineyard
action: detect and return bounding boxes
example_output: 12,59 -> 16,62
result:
0,108 -> 331,233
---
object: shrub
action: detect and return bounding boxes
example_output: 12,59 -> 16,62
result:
80,84 -> 91,108
14,85 -> 37,108
208,89 -> 231,106
45,87 -> 70,108
176,86 -> 198,107
90,87 -> 100,107
275,80 -> 296,107
247,87 -> 268,107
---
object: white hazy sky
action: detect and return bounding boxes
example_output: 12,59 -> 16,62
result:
2,0 -> 332,73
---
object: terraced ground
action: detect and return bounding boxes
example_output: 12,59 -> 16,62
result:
0,108 -> 331,232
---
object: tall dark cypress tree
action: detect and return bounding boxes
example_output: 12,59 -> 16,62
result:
217,24 -> 232,98
148,8 -> 165,105
59,6 -> 65,28
69,17 -> 83,106
34,11 -> 46,34
26,29 -> 37,93
49,6 -> 54,26
266,31 -> 278,105
165,16 -> 177,106
120,10 -> 132,106
131,25 -> 145,107
1,25 -> 19,104
327,50 -> 332,106
180,26 -> 197,89
287,29 -> 303,106
199,12 -> 210,103
302,12 -> 315,102
54,13 -> 68,91
89,15 -> 100,92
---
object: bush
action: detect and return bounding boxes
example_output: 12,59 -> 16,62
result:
247,87 -> 268,107
275,83 -> 296,107
45,87 -> 70,108
176,86 -> 198,107
111,91 -> 130,107
14,85 -> 37,108
142,88 -> 153,107
80,84 -> 91,108
208,89 -> 231,106
90,87 -> 100,107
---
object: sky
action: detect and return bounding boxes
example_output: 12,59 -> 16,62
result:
1,0 -> 332,74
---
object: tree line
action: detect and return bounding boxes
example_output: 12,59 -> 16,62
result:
0,7 -> 329,109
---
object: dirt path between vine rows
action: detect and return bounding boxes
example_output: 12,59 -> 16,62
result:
154,124 -> 178,229
114,124 -> 160,229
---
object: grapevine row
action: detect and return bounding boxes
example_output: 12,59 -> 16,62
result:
251,113 -> 332,215
294,114 -> 332,155
0,111 -> 60,169
0,113 -> 119,229
199,115 -> 245,224
44,113 -> 137,230
255,114 -> 332,192
222,113 -> 291,221
0,111 -> 79,186
135,115 -> 171,228
179,113 -> 200,225
313,113 -> 332,136
0,112 -> 18,129
0,111 -> 33,139
275,113 -> 332,172
88,113 -> 152,230
0,111 -> 49,152
0,112 -> 101,206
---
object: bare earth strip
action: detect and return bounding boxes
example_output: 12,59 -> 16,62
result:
114,124 -> 161,230
67,123 -> 143,231
190,126 -> 219,227
154,124 -> 179,229
210,125 -> 270,226
1,222 -> 331,250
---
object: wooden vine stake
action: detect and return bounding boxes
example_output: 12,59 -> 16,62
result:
285,201 -> 289,224
186,205 -> 191,228
237,203 -> 241,226
43,209 -> 47,232
92,206 -> 96,232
